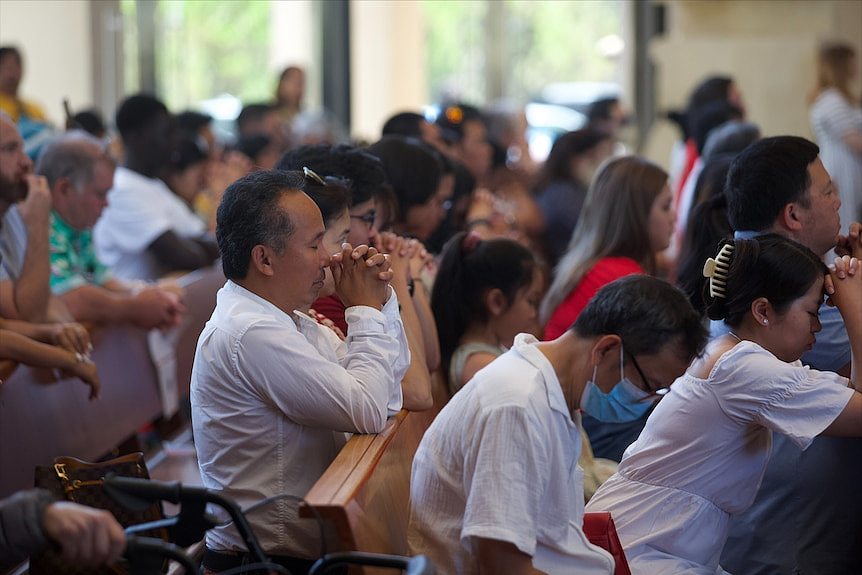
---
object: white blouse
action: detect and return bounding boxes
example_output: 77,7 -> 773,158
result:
586,341 -> 854,574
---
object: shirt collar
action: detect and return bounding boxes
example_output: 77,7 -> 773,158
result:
50,210 -> 85,237
223,280 -> 298,325
733,230 -> 762,240
511,333 -> 574,423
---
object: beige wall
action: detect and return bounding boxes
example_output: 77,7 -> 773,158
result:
350,0 -> 427,143
643,0 -> 862,167
0,0 -> 93,125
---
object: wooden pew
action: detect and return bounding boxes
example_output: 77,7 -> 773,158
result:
171,265 -> 225,399
301,407 -> 437,574
0,265 -> 224,499
0,325 -> 162,498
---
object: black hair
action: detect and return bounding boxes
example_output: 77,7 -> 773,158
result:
587,97 -> 620,124
705,234 -> 828,327
115,94 -> 169,140
534,128 -> 612,193
690,101 -> 743,155
574,275 -> 707,363
676,154 -> 735,316
436,103 -> 485,143
234,134 -> 272,164
236,103 -> 274,135
175,110 -> 212,134
0,46 -> 21,65
367,136 -> 442,216
216,170 -> 304,280
431,231 -> 538,373
276,144 -> 385,207
301,178 -> 351,227
425,160 -> 474,254
382,112 -> 427,138
667,76 -> 736,141
689,76 -> 734,112
169,136 -> 208,172
69,110 -> 106,138
725,136 -> 820,232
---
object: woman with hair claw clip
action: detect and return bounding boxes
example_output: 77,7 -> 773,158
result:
585,234 -> 862,575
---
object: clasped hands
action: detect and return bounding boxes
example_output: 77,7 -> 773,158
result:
330,243 -> 393,310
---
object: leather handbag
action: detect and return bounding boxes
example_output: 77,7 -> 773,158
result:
583,512 -> 632,575
30,452 -> 167,575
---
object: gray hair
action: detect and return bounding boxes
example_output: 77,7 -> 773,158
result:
35,130 -> 114,191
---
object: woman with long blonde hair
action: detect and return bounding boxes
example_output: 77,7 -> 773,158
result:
810,41 -> 862,231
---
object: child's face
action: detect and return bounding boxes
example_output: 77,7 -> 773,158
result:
496,267 -> 543,344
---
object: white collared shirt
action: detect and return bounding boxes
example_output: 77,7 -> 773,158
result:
191,281 -> 408,557
408,333 -> 614,575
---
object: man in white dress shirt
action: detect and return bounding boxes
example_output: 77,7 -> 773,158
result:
408,276 -> 706,575
191,170 -> 408,573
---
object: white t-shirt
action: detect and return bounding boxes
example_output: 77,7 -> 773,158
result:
408,333 -> 614,575
94,166 -> 206,280
586,341 -> 854,574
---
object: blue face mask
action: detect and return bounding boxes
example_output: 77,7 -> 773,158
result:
580,346 -> 653,423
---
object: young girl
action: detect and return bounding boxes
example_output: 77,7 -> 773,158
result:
541,155 -> 676,341
586,234 -> 862,574
431,231 -> 542,395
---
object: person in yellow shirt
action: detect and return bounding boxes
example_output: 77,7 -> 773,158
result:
0,46 -> 53,159
0,46 -> 47,123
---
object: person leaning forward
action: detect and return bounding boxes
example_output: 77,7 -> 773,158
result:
191,170 -> 408,573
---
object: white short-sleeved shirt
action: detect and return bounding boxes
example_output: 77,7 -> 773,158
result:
93,166 -> 206,280
408,334 -> 614,575
585,341 -> 854,574
191,281 -> 408,557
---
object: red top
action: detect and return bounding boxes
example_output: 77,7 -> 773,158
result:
675,138 -> 699,207
543,257 -> 644,340
310,294 -> 348,334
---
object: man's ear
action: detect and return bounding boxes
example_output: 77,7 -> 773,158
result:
589,334 -> 622,366
54,177 -> 74,199
781,202 -> 805,233
484,288 -> 508,316
250,245 -> 274,277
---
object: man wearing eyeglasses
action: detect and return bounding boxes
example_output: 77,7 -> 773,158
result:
409,276 -> 706,575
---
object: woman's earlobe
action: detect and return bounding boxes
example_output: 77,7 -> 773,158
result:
751,297 -> 772,326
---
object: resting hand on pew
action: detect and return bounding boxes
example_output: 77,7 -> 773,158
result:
0,328 -> 100,398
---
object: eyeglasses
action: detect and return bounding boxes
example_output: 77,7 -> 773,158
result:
627,351 -> 670,399
350,210 -> 377,227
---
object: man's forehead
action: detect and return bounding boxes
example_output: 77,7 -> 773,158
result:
280,190 -> 324,235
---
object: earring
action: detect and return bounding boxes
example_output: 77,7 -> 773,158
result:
763,319 -> 768,325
